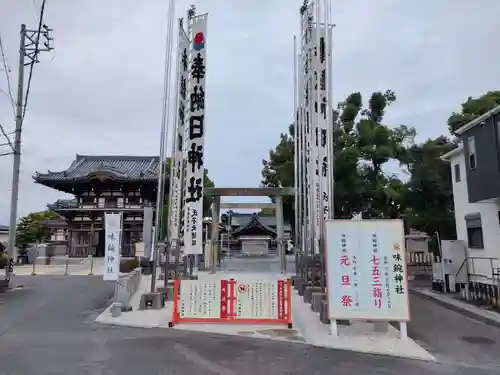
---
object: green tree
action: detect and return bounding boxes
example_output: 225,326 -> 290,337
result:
260,90 -> 415,227
448,90 -> 500,134
16,211 -> 59,248
399,136 -> 457,245
261,123 -> 295,228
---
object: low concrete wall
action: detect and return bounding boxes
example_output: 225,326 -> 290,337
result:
115,268 -> 142,309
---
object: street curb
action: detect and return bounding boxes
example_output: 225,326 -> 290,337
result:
410,288 -> 500,330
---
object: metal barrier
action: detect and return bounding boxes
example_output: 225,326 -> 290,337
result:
13,255 -> 103,276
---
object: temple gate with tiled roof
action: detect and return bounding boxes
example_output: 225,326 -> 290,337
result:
33,155 -> 166,257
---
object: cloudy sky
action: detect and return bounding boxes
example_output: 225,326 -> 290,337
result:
0,0 -> 500,225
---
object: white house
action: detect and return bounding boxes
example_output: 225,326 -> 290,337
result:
441,145 -> 500,282
0,225 -> 9,245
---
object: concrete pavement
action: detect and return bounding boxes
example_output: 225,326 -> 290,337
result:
1,259 -> 500,373
408,290 -> 500,370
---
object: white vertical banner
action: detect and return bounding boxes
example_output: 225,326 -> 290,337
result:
301,3 -> 314,255
311,23 -> 322,254
170,21 -> 190,242
103,213 -> 122,281
183,13 -> 208,255
317,25 -> 332,222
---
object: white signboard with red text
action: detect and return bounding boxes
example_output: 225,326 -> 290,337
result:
325,219 -> 410,321
170,279 -> 291,326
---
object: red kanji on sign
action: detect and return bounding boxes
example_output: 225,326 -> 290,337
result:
374,298 -> 382,309
341,295 -> 353,307
372,287 -> 382,298
341,275 -> 351,286
220,280 -> 228,319
340,255 -> 350,266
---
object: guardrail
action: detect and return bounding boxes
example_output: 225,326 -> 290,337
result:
13,255 -> 103,276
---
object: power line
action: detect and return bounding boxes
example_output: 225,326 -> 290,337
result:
22,0 -> 47,121
0,33 -> 15,152
0,32 -> 15,116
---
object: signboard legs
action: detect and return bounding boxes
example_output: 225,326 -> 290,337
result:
275,195 -> 286,275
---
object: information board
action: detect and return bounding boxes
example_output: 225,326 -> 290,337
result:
178,280 -> 226,319
171,278 -> 291,326
325,219 -> 410,321
234,280 -> 284,320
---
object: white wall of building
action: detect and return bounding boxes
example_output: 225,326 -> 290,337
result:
448,148 -> 500,282
0,232 -> 8,244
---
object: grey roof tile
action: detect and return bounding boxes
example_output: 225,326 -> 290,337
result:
232,213 -> 277,236
231,213 -> 291,229
33,155 -> 163,182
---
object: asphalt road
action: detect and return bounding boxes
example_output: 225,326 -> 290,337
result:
408,291 -> 500,371
0,269 -> 499,374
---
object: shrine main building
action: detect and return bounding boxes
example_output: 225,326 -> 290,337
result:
34,155 -> 164,257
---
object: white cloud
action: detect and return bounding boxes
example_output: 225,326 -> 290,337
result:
0,0 -> 500,222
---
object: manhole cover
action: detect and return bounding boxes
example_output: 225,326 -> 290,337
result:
461,336 -> 496,345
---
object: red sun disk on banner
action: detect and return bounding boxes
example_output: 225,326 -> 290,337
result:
238,284 -> 247,293
193,32 -> 205,51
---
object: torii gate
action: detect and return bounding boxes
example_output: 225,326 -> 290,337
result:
204,187 -> 295,274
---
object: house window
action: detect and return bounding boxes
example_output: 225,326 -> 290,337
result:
468,136 -> 477,170
465,213 -> 483,249
454,164 -> 461,182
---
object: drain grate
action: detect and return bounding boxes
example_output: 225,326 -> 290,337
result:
461,336 -> 496,345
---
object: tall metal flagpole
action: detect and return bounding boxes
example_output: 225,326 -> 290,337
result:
293,33 -> 299,259
151,0 -> 175,292
324,0 -> 335,218
163,17 -> 183,285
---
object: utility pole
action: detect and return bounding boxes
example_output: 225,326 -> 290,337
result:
4,23 -> 53,286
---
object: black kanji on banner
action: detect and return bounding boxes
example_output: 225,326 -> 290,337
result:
321,129 -> 327,147
177,134 -> 183,152
187,142 -> 204,173
186,177 -> 203,203
191,53 -> 206,84
178,102 -> 185,125
190,85 -> 205,112
319,37 -> 325,63
188,115 -> 204,139
180,76 -> 187,100
181,48 -> 188,72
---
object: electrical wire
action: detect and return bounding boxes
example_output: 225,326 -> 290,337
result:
0,32 -> 15,116
0,32 -> 15,152
21,0 -> 47,121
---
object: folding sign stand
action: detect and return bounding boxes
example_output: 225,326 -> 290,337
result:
169,278 -> 292,328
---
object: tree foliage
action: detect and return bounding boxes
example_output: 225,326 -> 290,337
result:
260,89 -> 464,241
448,91 -> 500,134
399,136 -> 457,243
16,211 -> 59,248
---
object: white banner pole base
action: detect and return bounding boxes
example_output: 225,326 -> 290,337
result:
399,321 -> 408,340
330,320 -> 338,336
